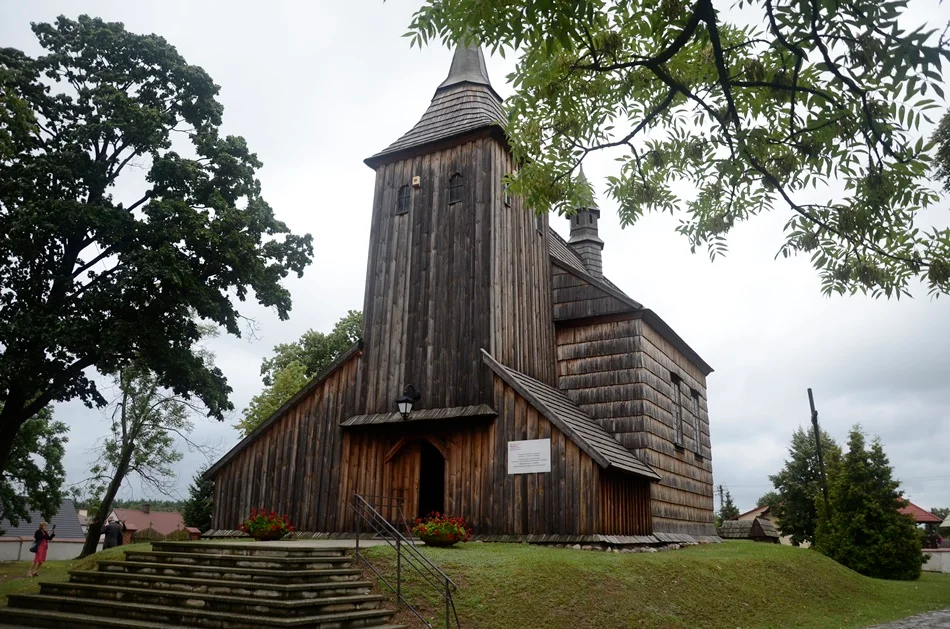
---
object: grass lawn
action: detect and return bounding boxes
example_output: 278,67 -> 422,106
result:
362,541 -> 950,629
0,543 -> 151,606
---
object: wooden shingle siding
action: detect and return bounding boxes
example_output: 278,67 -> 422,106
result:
555,318 -> 716,536
209,352 -> 362,531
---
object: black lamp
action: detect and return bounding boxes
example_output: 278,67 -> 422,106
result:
395,384 -> 421,420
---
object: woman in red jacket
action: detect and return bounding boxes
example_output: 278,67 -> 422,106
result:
26,522 -> 55,577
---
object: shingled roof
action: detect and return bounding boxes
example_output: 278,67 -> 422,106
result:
365,46 -> 505,168
0,499 -> 85,539
482,350 -> 660,481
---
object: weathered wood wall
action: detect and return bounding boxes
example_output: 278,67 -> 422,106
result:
600,471 -> 652,535
338,373 -> 652,535
359,136 -> 555,416
210,353 -> 362,531
555,317 -> 716,536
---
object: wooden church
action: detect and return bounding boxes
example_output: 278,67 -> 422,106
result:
206,47 -> 717,539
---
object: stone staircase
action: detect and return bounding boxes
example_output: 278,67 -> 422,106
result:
0,541 -> 405,629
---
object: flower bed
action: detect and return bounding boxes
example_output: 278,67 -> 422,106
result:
411,512 -> 472,547
239,508 -> 295,540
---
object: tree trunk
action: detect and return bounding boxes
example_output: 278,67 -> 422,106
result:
0,404 -> 29,475
80,443 -> 135,558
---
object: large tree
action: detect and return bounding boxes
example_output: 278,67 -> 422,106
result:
815,426 -> 922,580
78,361 -> 213,557
406,0 -> 950,297
0,406 -> 68,529
236,310 -> 362,436
769,426 -> 840,546
0,15 -> 313,473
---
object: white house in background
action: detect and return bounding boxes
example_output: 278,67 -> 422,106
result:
0,499 -> 100,561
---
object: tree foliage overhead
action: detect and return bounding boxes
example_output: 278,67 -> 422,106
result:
769,426 -> 840,546
236,310 -> 362,437
815,426 -> 922,581
0,15 -> 313,472
406,0 -> 950,297
0,406 -> 68,528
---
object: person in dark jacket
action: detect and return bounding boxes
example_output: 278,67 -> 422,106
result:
103,518 -> 123,549
27,522 -> 55,577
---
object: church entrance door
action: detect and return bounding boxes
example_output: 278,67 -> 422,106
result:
418,440 -> 445,518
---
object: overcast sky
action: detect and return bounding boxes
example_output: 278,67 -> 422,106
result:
2,0 -> 949,515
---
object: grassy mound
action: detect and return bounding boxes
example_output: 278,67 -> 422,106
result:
0,542 -> 151,605
362,541 -> 950,628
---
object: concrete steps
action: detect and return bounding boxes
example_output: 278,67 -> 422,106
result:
124,550 -> 354,570
98,560 -> 363,584
0,542 -> 404,628
68,569 -> 375,599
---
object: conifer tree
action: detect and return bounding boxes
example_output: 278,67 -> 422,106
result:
182,466 -> 213,532
815,426 -> 922,581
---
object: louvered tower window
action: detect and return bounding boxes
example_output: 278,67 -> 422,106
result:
396,185 -> 411,215
448,172 -> 463,204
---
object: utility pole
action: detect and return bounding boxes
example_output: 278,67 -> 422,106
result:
807,388 -> 830,511
717,484 -> 725,511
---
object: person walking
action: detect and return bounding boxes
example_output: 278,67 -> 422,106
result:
26,522 -> 55,577
103,518 -> 123,549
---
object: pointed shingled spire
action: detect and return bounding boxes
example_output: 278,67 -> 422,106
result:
568,166 -> 605,278
438,46 -> 493,92
365,45 -> 505,168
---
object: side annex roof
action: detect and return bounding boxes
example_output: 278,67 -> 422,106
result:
482,349 -> 661,481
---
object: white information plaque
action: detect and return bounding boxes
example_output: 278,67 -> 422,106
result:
507,439 -> 551,474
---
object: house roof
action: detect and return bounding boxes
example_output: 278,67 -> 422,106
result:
0,499 -> 85,539
718,517 -> 779,539
342,404 -> 496,427
482,350 -> 661,480
898,501 -> 943,524
365,46 -> 505,169
736,505 -> 770,521
943,514 -> 950,528
112,508 -> 185,536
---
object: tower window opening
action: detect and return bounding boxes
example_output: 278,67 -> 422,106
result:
396,185 -> 411,215
449,172 -> 463,204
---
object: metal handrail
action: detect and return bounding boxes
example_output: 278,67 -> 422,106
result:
351,493 -> 461,629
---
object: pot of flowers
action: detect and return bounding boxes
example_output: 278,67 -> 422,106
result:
239,508 -> 295,541
411,512 -> 472,548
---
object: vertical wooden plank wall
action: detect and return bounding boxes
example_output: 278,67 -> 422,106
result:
209,353 -> 361,531
599,471 -> 652,535
359,137 -> 557,416
338,374 -> 601,535
555,318 -> 716,536
489,143 -> 557,386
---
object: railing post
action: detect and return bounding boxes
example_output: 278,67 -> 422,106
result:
396,534 -> 402,603
355,496 -> 361,555
445,577 -> 450,628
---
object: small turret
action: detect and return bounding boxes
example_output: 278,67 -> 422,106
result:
568,167 -> 604,278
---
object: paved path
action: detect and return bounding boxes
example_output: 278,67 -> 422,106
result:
865,609 -> 950,628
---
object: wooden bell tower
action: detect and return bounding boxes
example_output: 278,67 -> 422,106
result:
357,47 -> 556,415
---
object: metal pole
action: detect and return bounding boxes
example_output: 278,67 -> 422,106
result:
807,388 -> 830,510
445,577 -> 450,628
396,535 -> 402,603
355,496 -> 361,556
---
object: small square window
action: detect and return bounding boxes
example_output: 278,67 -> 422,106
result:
503,183 -> 511,208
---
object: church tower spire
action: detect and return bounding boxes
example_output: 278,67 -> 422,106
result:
568,166 -> 604,278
